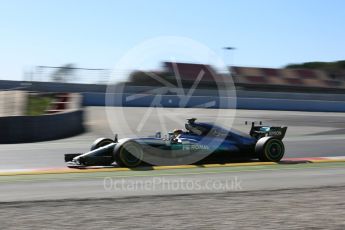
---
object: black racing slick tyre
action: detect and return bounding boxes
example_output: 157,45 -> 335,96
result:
255,137 -> 285,162
90,138 -> 114,151
114,141 -> 144,168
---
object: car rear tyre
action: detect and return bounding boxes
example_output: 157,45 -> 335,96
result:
255,137 -> 285,162
114,141 -> 144,167
90,138 -> 114,151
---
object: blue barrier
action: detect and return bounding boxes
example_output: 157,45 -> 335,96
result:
237,98 -> 345,112
82,92 -> 345,112
82,93 -> 235,109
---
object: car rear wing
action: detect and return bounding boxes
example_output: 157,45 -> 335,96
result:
247,121 -> 287,140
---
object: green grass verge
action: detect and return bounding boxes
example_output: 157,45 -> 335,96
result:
26,95 -> 53,116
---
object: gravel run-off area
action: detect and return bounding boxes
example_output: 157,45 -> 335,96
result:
1,186 -> 344,230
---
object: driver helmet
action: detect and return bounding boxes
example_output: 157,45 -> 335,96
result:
173,129 -> 183,136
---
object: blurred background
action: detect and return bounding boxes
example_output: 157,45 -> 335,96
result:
1,0 -> 345,143
0,0 -> 345,141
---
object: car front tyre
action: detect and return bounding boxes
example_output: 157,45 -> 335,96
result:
90,138 -> 114,151
114,141 -> 144,168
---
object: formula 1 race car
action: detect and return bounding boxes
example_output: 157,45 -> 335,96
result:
65,118 -> 287,168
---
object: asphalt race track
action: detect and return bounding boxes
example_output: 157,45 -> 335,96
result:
0,107 -> 344,229
0,162 -> 344,202
1,107 -> 345,170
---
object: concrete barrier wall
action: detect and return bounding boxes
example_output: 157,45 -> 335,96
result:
0,91 -> 27,116
82,92 -> 345,112
0,110 -> 85,144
